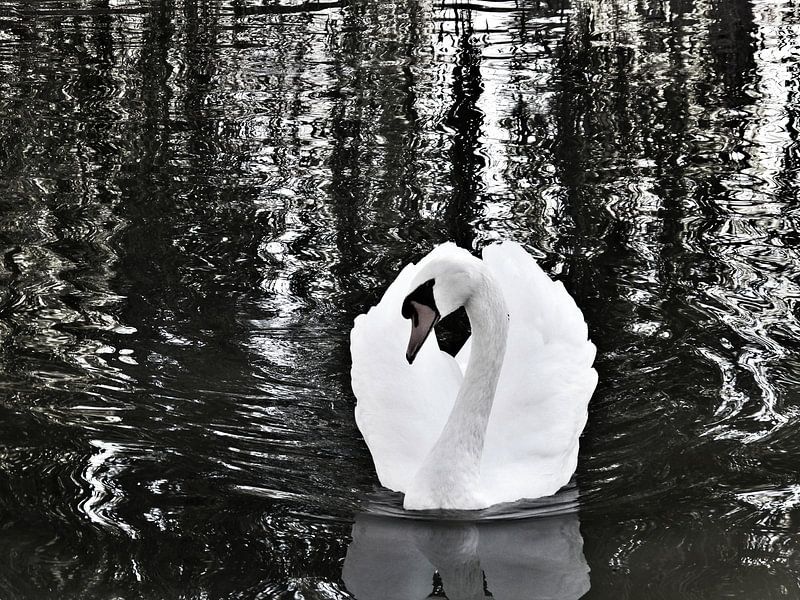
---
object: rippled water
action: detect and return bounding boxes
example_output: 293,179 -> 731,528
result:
0,0 -> 799,597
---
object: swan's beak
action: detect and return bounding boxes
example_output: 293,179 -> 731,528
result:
403,300 -> 440,364
402,279 -> 440,365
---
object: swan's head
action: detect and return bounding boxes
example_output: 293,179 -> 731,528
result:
401,250 -> 483,364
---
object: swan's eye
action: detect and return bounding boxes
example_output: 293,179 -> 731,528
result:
402,279 -> 437,320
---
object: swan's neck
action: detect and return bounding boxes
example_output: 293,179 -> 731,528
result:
406,271 -> 508,510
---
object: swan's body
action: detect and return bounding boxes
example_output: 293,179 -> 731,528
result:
350,242 -> 597,510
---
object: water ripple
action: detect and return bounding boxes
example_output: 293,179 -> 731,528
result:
0,0 -> 799,596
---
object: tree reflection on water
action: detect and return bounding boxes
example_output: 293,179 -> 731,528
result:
0,0 -> 799,597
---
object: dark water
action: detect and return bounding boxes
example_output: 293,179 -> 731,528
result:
0,0 -> 799,597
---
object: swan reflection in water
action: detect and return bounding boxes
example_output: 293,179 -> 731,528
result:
343,499 -> 589,600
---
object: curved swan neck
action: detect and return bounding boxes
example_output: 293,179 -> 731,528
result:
405,267 -> 508,510
447,271 -> 509,456
462,274 -> 509,386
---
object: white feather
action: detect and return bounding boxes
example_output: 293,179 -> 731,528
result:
350,241 -> 597,509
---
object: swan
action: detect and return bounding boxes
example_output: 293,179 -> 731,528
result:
350,241 -> 597,510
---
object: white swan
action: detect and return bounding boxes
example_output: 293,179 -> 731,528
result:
350,241 -> 597,510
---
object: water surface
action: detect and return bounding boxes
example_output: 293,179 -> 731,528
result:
1,0 -> 799,597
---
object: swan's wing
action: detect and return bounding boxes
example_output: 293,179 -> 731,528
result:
478,242 -> 597,504
351,245 -> 464,493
